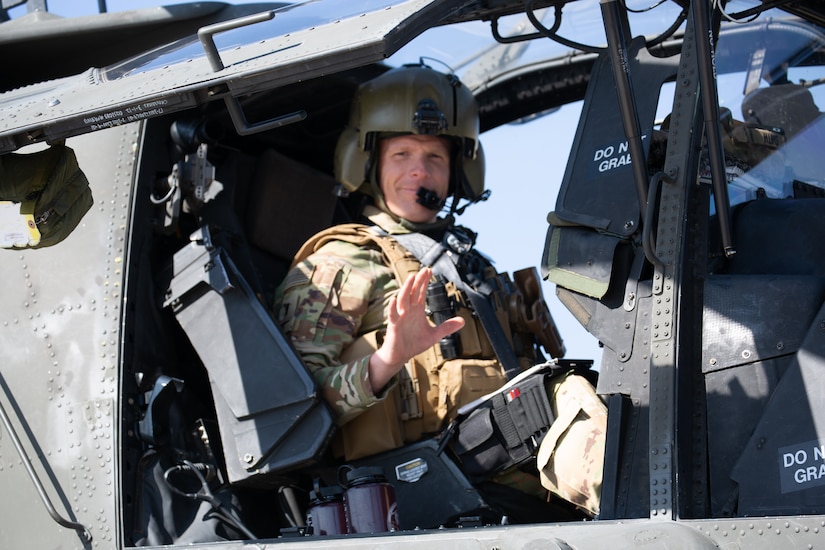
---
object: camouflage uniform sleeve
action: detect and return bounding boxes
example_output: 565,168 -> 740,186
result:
274,239 -> 398,425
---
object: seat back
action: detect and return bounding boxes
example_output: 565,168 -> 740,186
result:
245,148 -> 338,263
164,228 -> 336,486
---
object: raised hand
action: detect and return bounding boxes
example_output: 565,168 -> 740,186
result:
368,267 -> 465,392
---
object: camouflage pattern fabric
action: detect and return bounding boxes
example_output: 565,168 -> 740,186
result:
276,206 -> 606,517
274,207 -> 410,425
536,373 -> 607,517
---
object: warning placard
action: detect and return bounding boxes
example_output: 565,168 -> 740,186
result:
778,439 -> 825,493
586,133 -> 650,180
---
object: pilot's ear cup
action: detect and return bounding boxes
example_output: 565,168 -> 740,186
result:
334,127 -> 370,193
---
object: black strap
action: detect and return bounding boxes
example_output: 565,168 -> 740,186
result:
382,230 -> 522,380
491,394 -> 523,451
452,371 -> 557,474
462,287 -> 522,379
491,373 -> 556,460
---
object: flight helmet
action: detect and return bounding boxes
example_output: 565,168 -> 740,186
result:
334,63 -> 485,213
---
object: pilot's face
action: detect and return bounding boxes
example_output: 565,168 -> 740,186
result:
378,134 -> 451,224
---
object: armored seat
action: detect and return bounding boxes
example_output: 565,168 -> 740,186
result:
163,226 -> 336,486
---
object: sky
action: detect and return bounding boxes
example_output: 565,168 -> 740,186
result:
9,0 -> 603,365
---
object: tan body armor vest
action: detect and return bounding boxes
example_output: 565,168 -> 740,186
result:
292,223 -> 558,460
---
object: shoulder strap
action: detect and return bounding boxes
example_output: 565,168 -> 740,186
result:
291,223 -> 421,284
292,223 -> 521,379
388,231 -> 522,380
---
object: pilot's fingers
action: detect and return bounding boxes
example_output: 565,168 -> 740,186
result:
392,272 -> 416,314
387,295 -> 400,324
396,267 -> 431,313
409,267 -> 432,306
435,316 -> 465,339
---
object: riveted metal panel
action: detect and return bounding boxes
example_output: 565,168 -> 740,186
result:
0,122 -> 141,547
0,0 -> 456,153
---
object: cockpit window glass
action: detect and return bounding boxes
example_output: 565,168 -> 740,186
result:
387,0 -> 686,90
721,22 -> 825,205
654,19 -> 825,208
103,0 -> 403,80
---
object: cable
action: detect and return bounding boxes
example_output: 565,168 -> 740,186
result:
714,0 -> 761,24
646,7 -> 688,49
164,460 -> 257,540
524,1 -> 603,54
623,0 -> 668,13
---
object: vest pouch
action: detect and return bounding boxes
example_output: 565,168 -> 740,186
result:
437,358 -> 508,423
455,303 -> 482,357
452,371 -> 556,480
452,406 -> 514,478
335,331 -> 405,461
441,280 -> 483,358
536,373 -> 607,517
336,389 -> 405,461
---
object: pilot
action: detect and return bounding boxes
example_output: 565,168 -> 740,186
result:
274,63 -> 605,521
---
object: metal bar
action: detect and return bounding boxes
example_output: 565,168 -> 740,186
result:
197,10 -> 276,72
691,0 -> 736,257
0,379 -> 92,542
224,97 -> 307,136
599,0 -> 649,215
195,9 -> 310,136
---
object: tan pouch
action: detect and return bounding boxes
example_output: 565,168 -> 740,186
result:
455,304 -> 483,357
400,355 -> 432,440
536,373 -> 607,517
441,281 -> 484,358
336,389 -> 404,460
333,331 -> 405,460
437,358 -> 508,424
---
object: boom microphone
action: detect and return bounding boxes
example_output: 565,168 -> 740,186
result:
416,187 -> 445,211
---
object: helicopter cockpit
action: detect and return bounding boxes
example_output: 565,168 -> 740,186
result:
6,1 -> 825,548
111,3 -> 825,541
